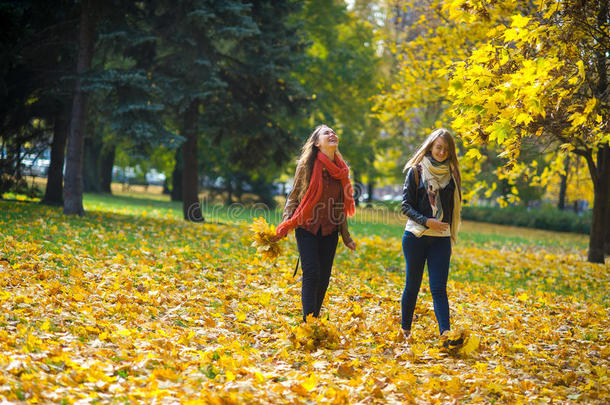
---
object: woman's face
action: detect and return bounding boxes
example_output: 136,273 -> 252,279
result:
430,136 -> 449,162
315,127 -> 339,150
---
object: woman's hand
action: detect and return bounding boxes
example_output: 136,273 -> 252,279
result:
426,218 -> 450,232
346,241 -> 357,251
270,234 -> 283,243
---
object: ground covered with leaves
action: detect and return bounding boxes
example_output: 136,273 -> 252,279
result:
0,199 -> 608,403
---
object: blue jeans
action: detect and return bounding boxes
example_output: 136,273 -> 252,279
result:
401,231 -> 452,334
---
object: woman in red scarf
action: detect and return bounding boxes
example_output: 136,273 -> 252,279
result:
276,125 -> 357,322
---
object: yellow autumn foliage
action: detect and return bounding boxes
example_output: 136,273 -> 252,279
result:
250,217 -> 282,260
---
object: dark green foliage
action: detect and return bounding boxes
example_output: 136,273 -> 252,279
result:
1,0 -> 349,210
88,69 -> 179,149
151,0 -> 308,212
153,0 -> 259,114
293,0 -> 382,184
217,0 -> 309,170
89,0 -> 183,151
0,0 -> 76,193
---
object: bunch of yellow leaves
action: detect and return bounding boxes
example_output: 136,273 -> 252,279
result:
250,217 -> 282,260
440,326 -> 480,356
290,315 -> 340,350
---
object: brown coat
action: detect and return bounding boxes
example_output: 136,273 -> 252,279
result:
282,162 -> 353,246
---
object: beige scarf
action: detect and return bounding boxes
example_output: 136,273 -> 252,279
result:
420,156 -> 461,243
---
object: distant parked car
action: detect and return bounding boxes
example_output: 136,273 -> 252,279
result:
113,166 -> 167,186
31,159 -> 50,176
112,166 -> 136,183
381,194 -> 401,202
21,155 -> 49,177
145,169 -> 166,186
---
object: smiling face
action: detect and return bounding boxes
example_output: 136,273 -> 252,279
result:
430,136 -> 449,163
314,126 -> 339,151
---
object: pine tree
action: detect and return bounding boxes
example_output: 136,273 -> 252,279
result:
205,0 -> 309,207
153,0 -> 259,221
0,0 -> 76,201
63,0 -> 179,209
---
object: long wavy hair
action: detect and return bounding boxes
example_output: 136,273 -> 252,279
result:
294,124 -> 345,200
404,128 -> 462,190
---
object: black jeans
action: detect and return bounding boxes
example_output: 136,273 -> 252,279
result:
295,227 -> 339,322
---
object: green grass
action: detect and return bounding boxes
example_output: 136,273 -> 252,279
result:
0,190 -> 589,256
0,191 -> 603,303
83,191 -> 589,252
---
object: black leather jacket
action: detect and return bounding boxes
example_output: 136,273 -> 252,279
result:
401,166 -> 456,228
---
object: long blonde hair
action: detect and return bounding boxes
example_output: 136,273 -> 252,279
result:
404,128 -> 462,190
294,124 -> 345,200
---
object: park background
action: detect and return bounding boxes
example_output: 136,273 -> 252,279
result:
0,0 -> 608,403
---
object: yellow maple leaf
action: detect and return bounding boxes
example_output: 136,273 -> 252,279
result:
254,371 -> 265,384
459,334 -> 480,356
302,374 -> 318,391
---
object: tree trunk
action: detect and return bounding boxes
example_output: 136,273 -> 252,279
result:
64,0 -> 97,215
42,103 -> 70,206
100,144 -> 115,193
83,126 -> 102,193
235,177 -> 244,203
596,0 -> 609,255
171,148 -> 182,201
181,100 -> 203,222
367,181 -> 374,203
589,1 -> 609,260
558,155 -> 569,210
586,146 -> 609,263
605,183 -> 610,255
225,180 -> 233,205
353,170 -> 360,207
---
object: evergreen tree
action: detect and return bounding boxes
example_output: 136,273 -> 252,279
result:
64,0 -> 178,209
203,0 -> 309,207
0,0 -> 76,201
153,0 -> 259,221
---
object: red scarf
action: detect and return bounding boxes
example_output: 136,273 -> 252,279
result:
276,152 -> 355,237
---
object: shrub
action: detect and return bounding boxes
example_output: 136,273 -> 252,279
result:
367,200 -> 591,234
460,205 -> 591,234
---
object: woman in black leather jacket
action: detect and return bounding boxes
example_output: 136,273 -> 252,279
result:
400,128 -> 462,343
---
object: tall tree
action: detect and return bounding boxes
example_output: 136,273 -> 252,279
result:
77,0 -> 176,195
447,0 -> 609,262
0,0 -> 76,201
155,0 -> 306,220
290,0 -> 382,198
154,0 -> 260,221
63,0 -> 98,215
210,0 -> 309,207
376,0 -> 607,262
